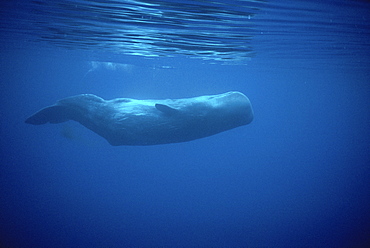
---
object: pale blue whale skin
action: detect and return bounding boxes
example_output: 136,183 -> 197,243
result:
25,91 -> 254,146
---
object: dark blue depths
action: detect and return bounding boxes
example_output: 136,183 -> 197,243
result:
0,1 -> 369,247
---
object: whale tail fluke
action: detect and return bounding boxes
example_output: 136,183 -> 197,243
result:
25,105 -> 76,125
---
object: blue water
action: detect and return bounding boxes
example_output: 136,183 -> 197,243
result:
1,0 -> 369,247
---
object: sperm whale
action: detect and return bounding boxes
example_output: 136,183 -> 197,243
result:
25,91 -> 254,146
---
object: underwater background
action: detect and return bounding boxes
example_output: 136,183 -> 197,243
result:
1,0 -> 369,247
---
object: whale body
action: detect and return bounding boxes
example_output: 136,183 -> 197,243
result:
25,91 -> 253,146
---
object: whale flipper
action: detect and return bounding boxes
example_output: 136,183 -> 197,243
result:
25,105 -> 78,125
155,103 -> 178,115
